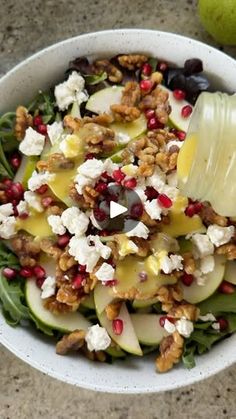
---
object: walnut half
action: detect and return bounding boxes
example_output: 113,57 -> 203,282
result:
156,331 -> 184,373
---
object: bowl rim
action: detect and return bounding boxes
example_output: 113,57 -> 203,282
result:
0,28 -> 236,393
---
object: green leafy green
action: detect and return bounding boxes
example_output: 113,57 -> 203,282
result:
0,274 -> 30,324
182,345 -> 196,369
198,292 -> 236,315
28,90 -> 56,123
148,57 -> 158,72
84,72 -> 107,85
0,242 -> 19,268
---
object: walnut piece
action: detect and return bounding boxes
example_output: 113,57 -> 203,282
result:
37,153 -> 75,173
56,329 -> 86,355
156,331 -> 184,373
182,252 -> 196,275
168,303 -> 200,321
157,283 -> 183,312
155,151 -> 178,173
63,115 -> 82,132
40,238 -> 63,260
216,243 -> 236,260
200,205 -> 228,227
83,113 -> 114,126
11,232 -> 41,267
15,106 -> 33,141
93,59 -> 123,83
139,86 -> 170,124
121,81 -> 141,107
82,185 -> 99,208
56,283 -> 82,310
44,296 -> 73,314
83,122 -> 115,155
118,54 -> 148,70
81,346 -> 107,362
59,250 -> 77,271
111,104 -> 141,122
105,301 -> 122,320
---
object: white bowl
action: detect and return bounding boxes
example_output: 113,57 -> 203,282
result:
0,29 -> 236,393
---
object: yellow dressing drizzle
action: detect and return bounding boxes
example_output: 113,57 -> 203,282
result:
16,211 -> 52,238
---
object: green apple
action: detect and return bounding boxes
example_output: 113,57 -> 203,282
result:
132,297 -> 159,309
161,86 -> 192,132
81,292 -> 95,310
198,0 -> 236,45
14,155 -> 38,188
130,314 -> 169,345
94,282 -> 116,314
224,260 -> 236,285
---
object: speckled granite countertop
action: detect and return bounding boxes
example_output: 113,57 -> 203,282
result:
0,1 -> 236,418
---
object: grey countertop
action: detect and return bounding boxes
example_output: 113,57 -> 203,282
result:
0,1 -> 236,418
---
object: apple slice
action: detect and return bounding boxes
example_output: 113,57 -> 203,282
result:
98,303 -> 142,356
224,260 -> 236,285
132,297 -> 159,309
81,292 -> 95,310
86,86 -> 123,114
161,85 -> 192,132
94,282 -> 116,314
180,255 -> 226,304
130,314 -> 169,345
14,155 -> 38,188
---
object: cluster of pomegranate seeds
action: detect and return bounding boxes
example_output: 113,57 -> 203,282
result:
78,264 -> 87,273
140,79 -> 153,93
2,267 -> 18,280
37,124 -> 47,135
33,265 -> 46,279
57,233 -> 71,248
157,62 -> 168,72
217,317 -> 229,331
94,207 -> 107,222
130,202 -> 143,218
185,200 -> 203,217
33,115 -> 43,126
181,272 -> 194,286
101,171 -> 113,183
72,274 -> 84,289
10,153 -> 21,170
36,184 -> 48,195
123,178 -> 137,189
41,196 -> 54,208
112,169 -> 125,184
112,318 -> 123,335
158,193 -> 172,208
95,181 -> 108,194
173,89 -> 186,101
145,186 -> 159,200
19,267 -> 33,278
104,279 -> 117,287
33,115 -> 47,135
142,63 -> 152,77
218,281 -> 235,294
181,105 -> 193,118
147,117 -> 164,130
145,109 -> 155,119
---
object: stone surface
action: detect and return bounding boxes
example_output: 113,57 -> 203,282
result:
0,0 -> 236,418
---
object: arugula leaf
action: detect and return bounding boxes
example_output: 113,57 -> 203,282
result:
28,91 -> 56,123
0,139 -> 14,179
29,313 -> 54,336
84,72 -> 107,85
0,273 -> 30,324
148,57 -> 158,72
182,344 -> 196,369
0,242 -> 19,268
198,292 -> 236,315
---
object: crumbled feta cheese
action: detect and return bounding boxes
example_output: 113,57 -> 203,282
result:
158,184 -> 179,201
212,322 -> 220,331
159,252 -> 183,274
125,221 -> 149,239
19,127 -> 45,156
103,159 -> 119,176
69,236 -> 100,272
85,324 -> 111,352
134,186 -> 147,203
164,319 -> 176,334
0,217 -> 16,239
16,200 -> 28,216
41,276 -> 56,299
144,199 -> 162,220
89,211 -> 102,230
24,191 -> 43,212
145,167 -> 166,190
47,121 -> 64,145
78,158 -> 104,179
95,262 -> 115,282
54,71 -> 87,111
75,174 -> 95,195
167,171 -> 178,188
207,225 -> 235,247
89,235 -> 111,259
115,132 -> 130,145
200,255 -> 215,274
175,318 -> 194,338
28,170 -> 55,191
194,269 -> 207,286
198,313 -> 216,322
48,215 -> 66,235
61,207 -> 89,236
191,233 -> 214,258
166,140 -> 183,151
0,203 -> 14,222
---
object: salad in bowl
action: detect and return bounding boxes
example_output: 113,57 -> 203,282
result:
0,47 -> 236,377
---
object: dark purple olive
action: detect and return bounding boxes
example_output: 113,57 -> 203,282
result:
184,58 -> 203,76
68,56 -> 92,75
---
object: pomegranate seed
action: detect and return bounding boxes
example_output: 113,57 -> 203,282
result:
193,202 -> 203,214
85,153 -> 95,160
145,186 -> 159,200
181,105 -> 192,118
3,178 -> 13,187
112,318 -> 123,335
176,130 -> 186,141
13,205 -> 18,217
159,316 -> 167,327
37,124 -> 47,135
147,117 -> 163,130
99,230 -> 110,237
11,182 -> 24,200
130,202 -> 143,218
217,318 -> 229,331
173,89 -> 186,101
72,274 -> 84,289
95,181 -> 108,193
94,207 -> 107,222
123,178 -> 137,189
105,279 -> 117,287
36,184 -> 48,195
140,79 -> 153,92
57,233 -> 70,248
2,267 -> 17,280
41,196 -> 53,208
101,171 -> 113,183
139,271 -> 148,282
158,194 -> 172,208
185,204 -> 196,218
112,169 -> 125,184
219,281 -> 235,294
145,109 -> 155,120
19,212 -> 29,220
33,115 -> 43,126
33,265 -> 46,279
78,264 -> 87,273
158,62 -> 168,72
20,267 -> 33,278
142,63 -> 152,77
36,277 -> 45,288
10,154 -> 21,169
182,273 -> 194,286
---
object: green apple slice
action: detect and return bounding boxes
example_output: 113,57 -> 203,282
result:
161,85 -> 192,132
94,282 -> 116,314
81,292 -> 95,310
180,255 -> 226,304
14,155 -> 38,188
25,279 -> 91,333
98,303 -> 142,356
86,86 -> 123,114
130,314 -> 169,345
224,260 -> 236,285
105,345 -> 126,358
132,297 -> 159,309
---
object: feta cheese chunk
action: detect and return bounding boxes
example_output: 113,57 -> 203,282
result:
28,170 -> 55,191
78,158 -> 104,179
41,276 -> 56,299
198,313 -> 216,322
194,269 -> 207,286
75,174 -> 95,195
47,121 -> 64,145
159,252 -> 183,274
19,127 -> 45,156
85,324 -> 111,352
0,203 -> 14,222
164,319 -> 176,334
145,167 -> 166,190
24,191 -> 43,212
95,262 -> 115,282
175,318 -> 194,338
191,233 -> 214,258
115,132 -> 130,145
48,215 -> 66,235
200,255 -> 215,274
125,221 -> 149,239
16,200 -> 28,217
54,71 -> 87,111
144,199 -> 162,220
212,322 -> 220,331
89,235 -> 111,260
0,217 -> 16,239
61,207 -> 89,236
166,140 -> 183,151
103,158 -> 119,176
207,225 -> 235,247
